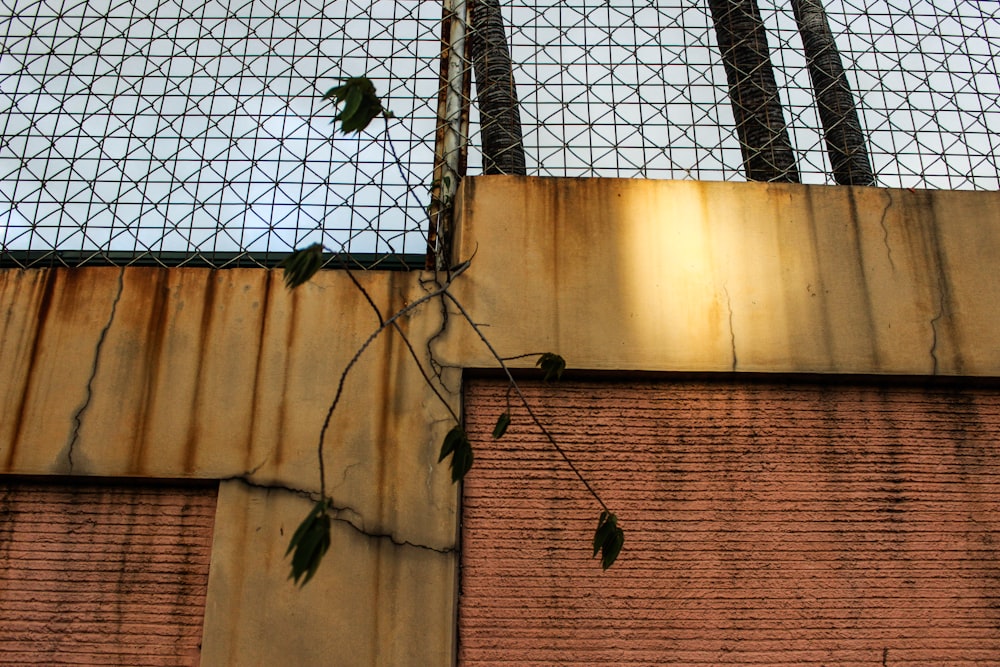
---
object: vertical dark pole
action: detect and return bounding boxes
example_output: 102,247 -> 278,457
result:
792,0 -> 875,185
709,0 -> 800,182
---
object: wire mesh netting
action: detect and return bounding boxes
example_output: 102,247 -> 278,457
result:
0,0 -> 441,268
476,0 -> 999,186
1,0 -> 998,268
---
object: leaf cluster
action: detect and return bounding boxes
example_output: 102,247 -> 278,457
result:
286,498 -> 333,586
438,425 -> 473,482
536,352 -> 566,382
323,77 -> 393,135
278,243 -> 324,289
593,510 -> 625,570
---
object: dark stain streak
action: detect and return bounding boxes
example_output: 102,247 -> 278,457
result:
801,190 -> 835,361
845,189 -> 881,367
6,270 -> 58,470
183,271 -> 218,474
132,268 -> 171,472
373,325 -> 394,545
878,190 -> 896,271
245,271 -> 273,470
67,266 -> 126,471
723,284 -> 737,371
274,279 -> 298,468
924,196 -> 958,375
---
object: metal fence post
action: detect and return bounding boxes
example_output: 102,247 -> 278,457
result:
429,0 -> 472,270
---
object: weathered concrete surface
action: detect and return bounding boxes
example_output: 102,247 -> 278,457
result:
449,177 -> 1000,376
0,480 -> 216,665
461,377 -> 1000,665
0,266 -> 459,666
3,176 -> 1000,665
202,482 -> 456,667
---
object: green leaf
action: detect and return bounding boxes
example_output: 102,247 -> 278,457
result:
323,81 -> 349,103
438,425 -> 465,462
278,243 -> 324,289
451,440 -> 473,482
492,412 -> 511,439
438,425 -> 473,482
287,499 -> 332,586
341,85 -> 363,123
322,77 -> 389,135
592,510 -> 625,570
601,527 -> 625,570
536,352 -> 566,382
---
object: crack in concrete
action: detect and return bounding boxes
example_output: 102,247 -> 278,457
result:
929,267 -> 948,376
66,266 -> 126,471
878,190 -> 896,271
723,284 -> 737,371
330,460 -> 363,491
226,475 -> 454,555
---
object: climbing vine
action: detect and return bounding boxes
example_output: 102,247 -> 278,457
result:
283,77 -> 624,586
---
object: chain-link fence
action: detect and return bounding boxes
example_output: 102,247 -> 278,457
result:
2,0 -> 998,269
0,0 -> 441,268
483,0 -> 999,186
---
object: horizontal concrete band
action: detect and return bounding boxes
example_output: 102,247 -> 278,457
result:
451,177 -> 1000,377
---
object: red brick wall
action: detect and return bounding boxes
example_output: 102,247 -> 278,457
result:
0,480 -> 217,666
460,377 -> 1000,666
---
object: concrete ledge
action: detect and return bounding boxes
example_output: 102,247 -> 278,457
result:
450,176 -> 1000,376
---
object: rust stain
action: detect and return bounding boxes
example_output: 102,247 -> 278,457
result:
131,268 -> 171,473
369,539 -> 384,662
183,271 -> 218,474
273,280 -> 299,469
925,199 -> 965,375
845,188 -> 881,367
5,269 -> 57,471
244,270 -> 273,471
800,187 -> 835,364
372,315 -> 394,530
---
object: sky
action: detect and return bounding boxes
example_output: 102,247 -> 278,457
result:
0,0 -> 997,264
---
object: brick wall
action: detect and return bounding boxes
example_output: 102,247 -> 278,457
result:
460,377 -> 1000,666
0,480 -> 217,665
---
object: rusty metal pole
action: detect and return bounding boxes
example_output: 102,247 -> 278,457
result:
429,0 -> 472,270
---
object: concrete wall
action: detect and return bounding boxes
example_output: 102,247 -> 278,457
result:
2,176 -> 1000,664
0,267 -> 459,666
448,177 -> 1000,376
0,479 -> 216,665
461,377 -> 1000,665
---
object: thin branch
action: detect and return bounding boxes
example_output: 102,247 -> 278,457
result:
339,259 -> 460,425
501,352 -> 549,362
316,262 -> 470,498
441,290 -> 610,513
340,260 -> 385,327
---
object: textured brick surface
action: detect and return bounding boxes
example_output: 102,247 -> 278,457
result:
460,377 -> 1000,666
0,480 -> 217,665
